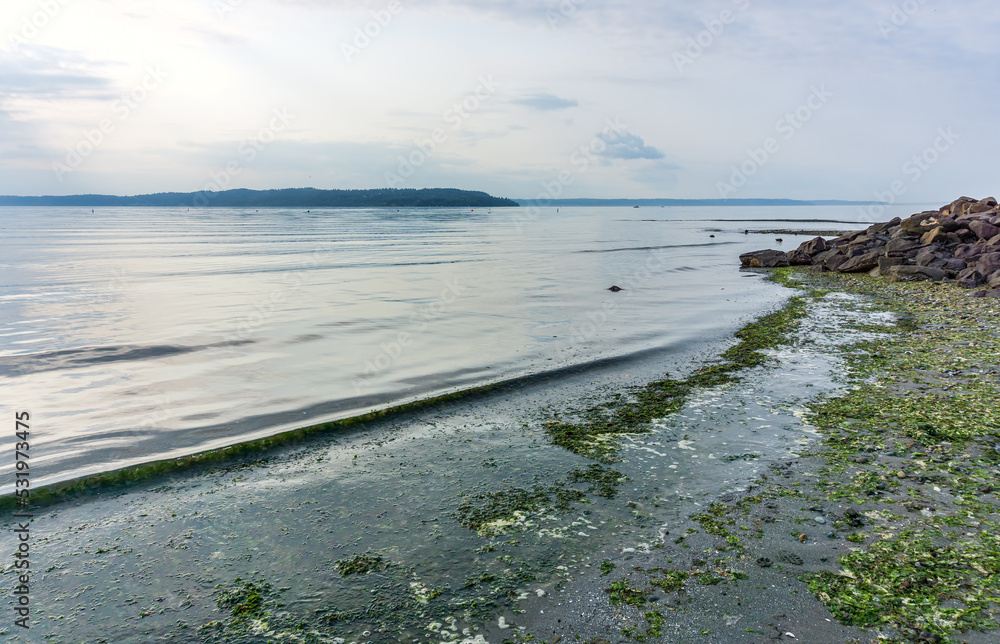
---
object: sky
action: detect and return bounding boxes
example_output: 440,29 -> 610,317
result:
0,0 -> 997,202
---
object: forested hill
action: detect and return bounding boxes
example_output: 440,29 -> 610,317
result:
0,188 -> 520,208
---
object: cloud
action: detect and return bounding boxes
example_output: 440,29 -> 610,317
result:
512,93 -> 578,111
598,131 -> 664,160
0,45 -> 115,101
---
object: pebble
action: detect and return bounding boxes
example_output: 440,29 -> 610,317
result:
897,471 -> 908,479
854,456 -> 869,464
814,517 -> 826,524
827,532 -> 837,539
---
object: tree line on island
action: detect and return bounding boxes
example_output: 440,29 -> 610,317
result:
0,188 -> 520,208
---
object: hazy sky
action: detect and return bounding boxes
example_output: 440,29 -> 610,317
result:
1,0 -> 997,201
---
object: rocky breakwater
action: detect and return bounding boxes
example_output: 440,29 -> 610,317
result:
740,196 -> 1000,296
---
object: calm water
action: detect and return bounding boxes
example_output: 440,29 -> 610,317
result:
0,205 -> 912,491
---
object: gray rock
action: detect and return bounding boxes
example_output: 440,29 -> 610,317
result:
797,236 -> 829,256
740,249 -> 790,268
885,237 -> 926,257
885,265 -> 947,282
969,220 -> 1000,241
786,249 -> 813,266
815,516 -> 827,525
838,251 -> 880,273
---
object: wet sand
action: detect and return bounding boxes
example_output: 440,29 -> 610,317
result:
4,269 -> 999,643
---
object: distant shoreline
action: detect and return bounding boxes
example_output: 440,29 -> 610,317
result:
0,187 -> 519,208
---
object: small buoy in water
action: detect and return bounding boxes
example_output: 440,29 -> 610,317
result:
710,234 -> 715,238
608,285 -> 623,292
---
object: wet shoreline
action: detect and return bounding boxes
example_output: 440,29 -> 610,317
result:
6,267 -> 997,643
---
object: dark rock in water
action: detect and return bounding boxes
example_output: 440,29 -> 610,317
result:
838,250 -> 880,273
886,265 -> 947,282
739,249 -> 790,268
608,285 -> 623,292
786,249 -> 813,266
797,236 -> 829,256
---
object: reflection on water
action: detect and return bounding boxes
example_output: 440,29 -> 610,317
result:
0,205 -> 904,490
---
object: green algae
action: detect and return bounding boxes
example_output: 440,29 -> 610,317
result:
807,528 -> 1000,640
335,553 -> 387,576
647,568 -> 689,593
622,609 -> 666,641
1,380 -> 516,514
782,271 -> 1000,642
543,270 -> 819,463
606,579 -> 649,606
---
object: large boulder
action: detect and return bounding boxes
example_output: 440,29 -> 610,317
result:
885,265 -> 947,282
920,226 -> 950,245
867,217 -> 902,235
976,252 -> 1000,277
915,247 -> 948,268
786,249 -> 813,266
796,236 -> 829,256
969,220 -> 1000,241
813,249 -> 848,271
885,237 -> 926,257
941,196 -> 979,216
989,271 -> 1000,290
878,256 -> 905,271
838,251 -> 881,273
954,243 -> 986,260
969,197 -> 998,214
956,267 -> 985,288
740,249 -> 790,268
900,211 -> 945,236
